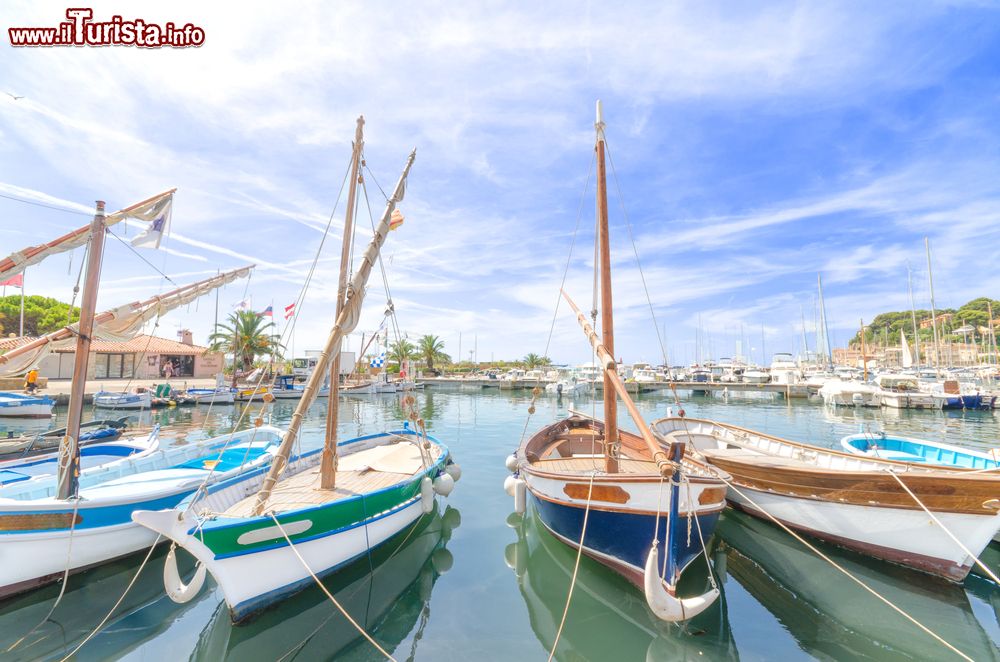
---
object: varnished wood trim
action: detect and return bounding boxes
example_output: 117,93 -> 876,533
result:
530,487 -> 726,516
698,486 -> 727,505
0,512 -> 82,531
563,483 -> 630,504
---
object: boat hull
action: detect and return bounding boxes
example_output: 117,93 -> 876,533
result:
0,404 -> 54,418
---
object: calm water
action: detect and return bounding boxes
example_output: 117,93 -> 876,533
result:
1,389 -> 999,661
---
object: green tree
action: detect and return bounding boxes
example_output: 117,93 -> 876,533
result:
389,338 -> 416,366
0,295 -> 80,337
523,353 -> 544,369
418,334 -> 449,372
208,310 -> 283,375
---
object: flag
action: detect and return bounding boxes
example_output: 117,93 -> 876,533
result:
0,274 -> 23,288
389,209 -> 404,231
260,305 -> 273,317
284,302 -> 296,320
370,352 -> 386,368
234,299 -> 250,311
130,195 -> 173,249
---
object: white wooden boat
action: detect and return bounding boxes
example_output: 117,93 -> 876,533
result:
0,425 -> 282,597
133,119 -> 461,622
185,387 -> 235,405
818,378 -> 880,407
93,390 -> 152,410
0,392 -> 55,418
841,431 -> 1000,470
507,103 -> 727,625
653,416 -> 1000,582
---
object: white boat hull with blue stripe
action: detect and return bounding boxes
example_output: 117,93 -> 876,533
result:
93,390 -> 152,410
0,425 -> 284,598
0,392 -> 55,418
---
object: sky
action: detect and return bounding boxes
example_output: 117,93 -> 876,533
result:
3,1 -> 1000,367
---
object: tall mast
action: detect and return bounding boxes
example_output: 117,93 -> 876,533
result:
321,115 -> 364,489
818,273 -> 832,367
925,237 -> 941,375
907,265 -> 920,366
56,200 -> 106,500
799,306 -> 809,364
253,148 -> 416,515
859,318 -> 868,381
989,301 -> 998,368
595,100 -> 618,474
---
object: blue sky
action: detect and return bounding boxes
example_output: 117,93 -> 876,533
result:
3,1 -> 1000,366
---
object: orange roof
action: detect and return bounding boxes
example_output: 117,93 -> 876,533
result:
0,334 -> 213,355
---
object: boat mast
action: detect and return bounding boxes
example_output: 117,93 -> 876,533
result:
252,148 -> 416,516
818,274 -> 832,368
907,265 -> 920,366
56,201 -> 107,500
321,115 -> 364,490
925,237 -> 941,375
859,318 -> 868,381
595,101 -> 618,474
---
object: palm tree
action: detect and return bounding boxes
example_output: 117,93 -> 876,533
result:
389,338 -> 416,367
523,353 -> 544,369
208,310 -> 283,380
418,334 -> 448,373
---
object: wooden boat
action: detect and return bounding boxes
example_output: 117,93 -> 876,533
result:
0,195 -> 262,597
0,392 -> 55,418
841,431 -> 1000,470
184,387 -> 235,405
508,102 -> 727,624
0,416 -> 128,459
652,416 -> 1000,582
133,117 -> 461,622
93,389 -> 152,410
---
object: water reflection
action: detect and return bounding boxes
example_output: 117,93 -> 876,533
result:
0,544 -> 206,661
193,502 -> 460,661
506,509 -> 739,661
718,509 -> 1000,661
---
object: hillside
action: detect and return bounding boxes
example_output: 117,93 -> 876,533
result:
849,297 -> 1000,346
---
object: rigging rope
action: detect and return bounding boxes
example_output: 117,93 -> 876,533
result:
268,512 -> 396,661
57,534 -> 163,662
547,469 -> 596,662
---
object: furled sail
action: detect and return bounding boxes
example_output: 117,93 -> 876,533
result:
0,189 -> 176,281
0,265 -> 252,375
901,329 -> 913,369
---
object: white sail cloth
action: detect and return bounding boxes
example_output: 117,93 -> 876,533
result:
0,266 -> 252,376
0,190 -> 175,281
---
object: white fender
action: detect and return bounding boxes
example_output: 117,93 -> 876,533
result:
164,544 -> 207,604
503,474 -> 518,497
513,478 -> 527,515
666,406 -> 674,418
433,472 -> 455,496
421,476 -> 434,513
445,462 -> 462,482
505,454 -> 519,472
643,544 -> 719,622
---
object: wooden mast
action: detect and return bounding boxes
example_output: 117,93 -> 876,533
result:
252,148 -> 416,516
56,200 -> 107,500
321,115 -> 364,489
595,100 -> 618,474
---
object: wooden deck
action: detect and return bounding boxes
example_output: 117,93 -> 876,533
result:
532,456 -> 659,475
225,441 -> 440,517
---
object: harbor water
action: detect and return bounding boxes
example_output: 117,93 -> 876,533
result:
1,389 -> 998,661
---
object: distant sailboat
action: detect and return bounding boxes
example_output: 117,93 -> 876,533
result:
901,329 -> 913,369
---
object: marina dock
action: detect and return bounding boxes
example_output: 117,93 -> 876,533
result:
419,377 -> 813,397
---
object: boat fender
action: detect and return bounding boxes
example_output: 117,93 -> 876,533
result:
513,478 -> 527,515
666,407 -> 673,417
164,544 -> 206,604
421,476 -> 434,513
445,461 -> 462,482
431,547 -> 454,574
433,472 -> 455,496
643,543 -> 719,622
503,474 -> 518,497
505,454 -> 519,472
442,505 -> 462,533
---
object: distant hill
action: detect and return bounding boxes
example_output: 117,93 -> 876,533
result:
0,295 -> 80,338
850,297 -> 1000,346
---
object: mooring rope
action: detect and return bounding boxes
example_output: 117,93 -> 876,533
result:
887,469 -> 1000,585
57,534 -> 163,662
547,470 -> 596,662
268,512 -> 395,660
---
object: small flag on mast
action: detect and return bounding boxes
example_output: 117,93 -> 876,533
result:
234,299 -> 250,311
389,209 -> 404,231
284,302 -> 296,320
0,274 -> 23,288
130,195 -> 173,249
260,305 -> 273,317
